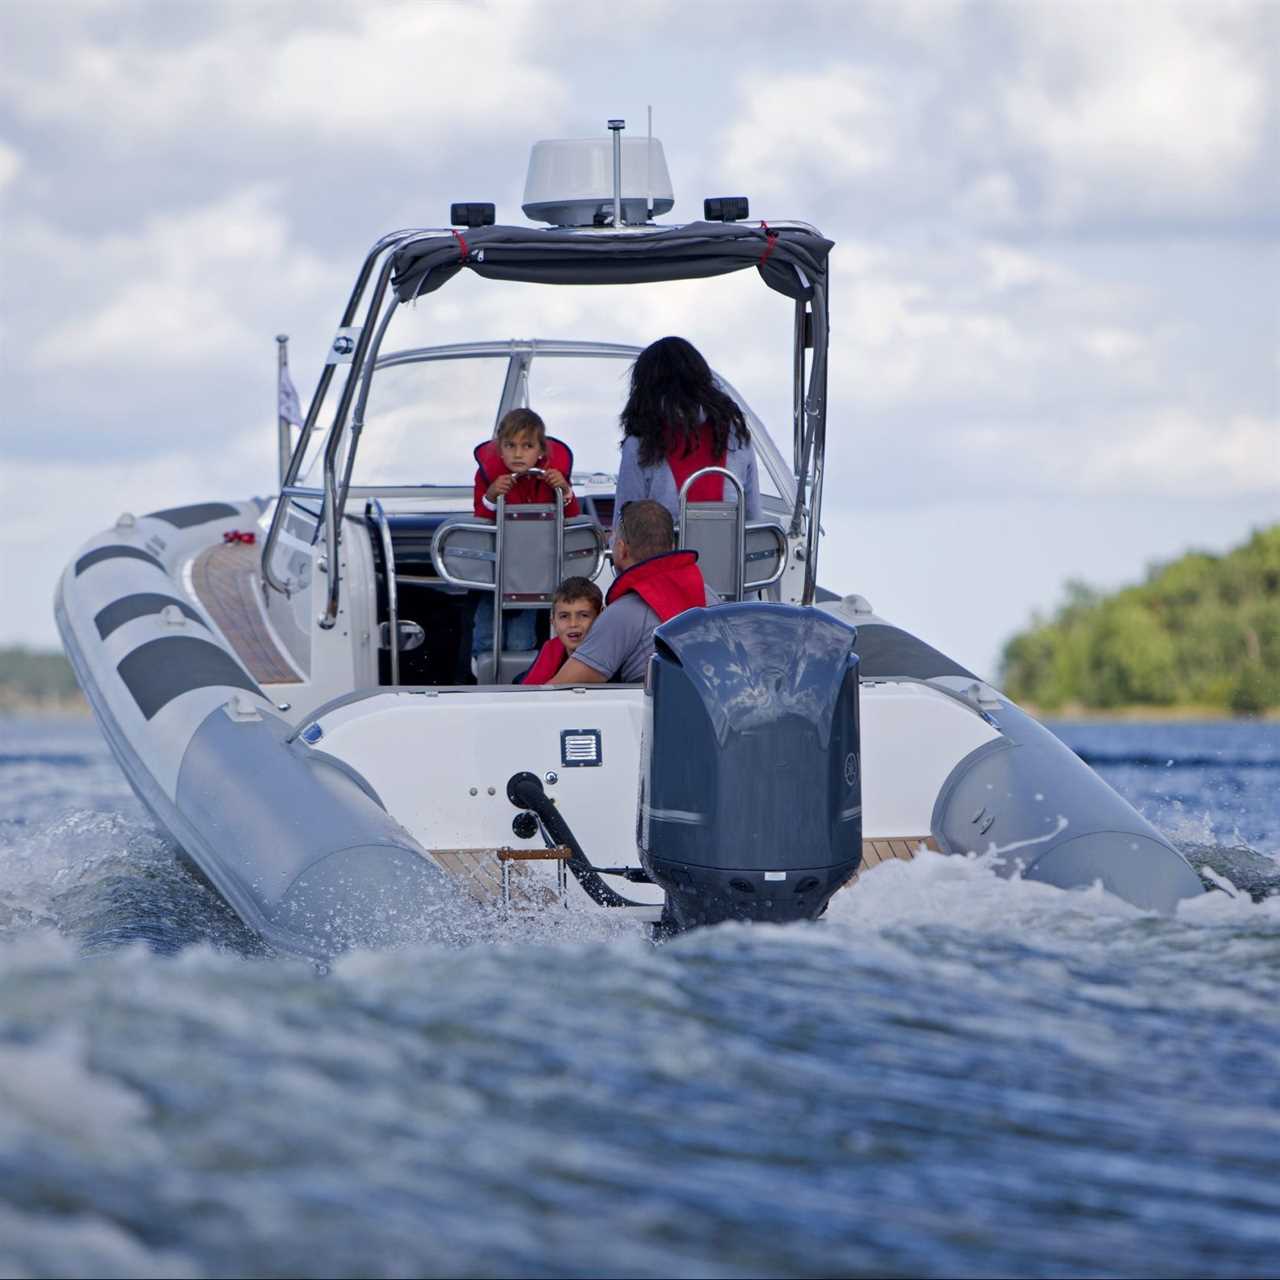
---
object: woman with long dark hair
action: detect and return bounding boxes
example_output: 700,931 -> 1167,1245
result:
614,336 -> 762,520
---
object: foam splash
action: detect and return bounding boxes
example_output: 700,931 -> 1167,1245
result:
0,808 -> 261,955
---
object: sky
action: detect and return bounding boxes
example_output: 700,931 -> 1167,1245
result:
0,0 -> 1276,680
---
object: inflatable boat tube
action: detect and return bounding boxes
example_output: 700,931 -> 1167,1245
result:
932,699 -> 1203,912
54,503 -> 451,960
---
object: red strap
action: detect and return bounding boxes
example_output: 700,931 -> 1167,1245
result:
758,220 -> 779,268
452,229 -> 470,260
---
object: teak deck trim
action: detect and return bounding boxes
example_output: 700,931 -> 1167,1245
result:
849,836 -> 937,885
190,542 -> 301,685
427,848 -> 561,907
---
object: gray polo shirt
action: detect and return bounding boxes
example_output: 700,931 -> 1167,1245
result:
572,585 -> 721,683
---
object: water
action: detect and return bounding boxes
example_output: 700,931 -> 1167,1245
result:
1,714 -> 1278,1278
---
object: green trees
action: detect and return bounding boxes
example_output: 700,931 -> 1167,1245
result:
999,525 -> 1280,713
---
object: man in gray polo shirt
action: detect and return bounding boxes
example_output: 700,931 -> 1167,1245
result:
552,500 -> 719,684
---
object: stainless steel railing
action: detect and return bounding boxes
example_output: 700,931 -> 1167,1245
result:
678,466 -> 747,602
366,497 -> 400,686
491,480 -> 564,677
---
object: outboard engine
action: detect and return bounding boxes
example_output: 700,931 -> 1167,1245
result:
640,603 -> 862,932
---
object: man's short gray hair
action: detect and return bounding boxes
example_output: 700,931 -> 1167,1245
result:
617,499 -> 675,561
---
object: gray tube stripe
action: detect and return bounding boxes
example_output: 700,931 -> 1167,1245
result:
95,593 -> 207,641
117,636 -> 260,721
145,502 -> 239,528
75,545 -> 164,576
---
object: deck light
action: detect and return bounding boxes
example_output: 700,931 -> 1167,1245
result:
450,203 -> 496,228
704,196 -> 749,223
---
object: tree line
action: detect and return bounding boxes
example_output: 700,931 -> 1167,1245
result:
0,645 -> 83,712
998,525 -> 1280,714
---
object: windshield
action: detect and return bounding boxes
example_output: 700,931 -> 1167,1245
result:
340,343 -> 792,501
344,354 -> 510,488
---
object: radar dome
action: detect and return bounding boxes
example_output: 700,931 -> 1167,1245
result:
522,137 -> 674,227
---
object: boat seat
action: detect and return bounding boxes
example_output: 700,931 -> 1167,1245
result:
474,649 -> 541,685
679,502 -> 788,601
432,502 -> 607,684
432,507 -> 604,592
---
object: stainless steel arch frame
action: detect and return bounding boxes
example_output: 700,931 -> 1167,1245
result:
261,227 -> 442,598
260,225 -> 832,628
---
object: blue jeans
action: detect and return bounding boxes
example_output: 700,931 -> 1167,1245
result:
471,595 -> 538,657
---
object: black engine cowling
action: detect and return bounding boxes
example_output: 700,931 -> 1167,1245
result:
640,603 -> 862,932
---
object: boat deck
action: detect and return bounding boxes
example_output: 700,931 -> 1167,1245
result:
428,849 -> 561,907
427,838 -> 938,908
853,837 -> 936,882
190,542 -> 300,685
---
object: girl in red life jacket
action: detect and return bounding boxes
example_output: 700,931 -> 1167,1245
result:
613,336 -> 762,520
514,577 -> 604,684
471,408 -> 581,660
473,408 -> 581,519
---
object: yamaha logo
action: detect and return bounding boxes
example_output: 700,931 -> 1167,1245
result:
843,752 -> 859,788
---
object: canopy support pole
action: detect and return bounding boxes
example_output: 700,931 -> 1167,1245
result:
261,228 -> 424,597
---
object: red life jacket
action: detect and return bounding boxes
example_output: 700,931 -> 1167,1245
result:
666,422 -> 727,503
606,550 -> 707,623
472,436 -> 581,519
517,638 -> 568,685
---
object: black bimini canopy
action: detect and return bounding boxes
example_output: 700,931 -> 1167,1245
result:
391,221 -> 833,305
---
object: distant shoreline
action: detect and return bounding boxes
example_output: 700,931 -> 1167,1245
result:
0,692 -> 90,718
1021,702 -> 1279,723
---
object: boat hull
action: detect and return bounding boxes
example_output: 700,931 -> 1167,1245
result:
55,502 -> 1204,959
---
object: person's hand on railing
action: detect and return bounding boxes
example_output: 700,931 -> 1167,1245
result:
486,474 -> 517,502
542,468 -> 572,499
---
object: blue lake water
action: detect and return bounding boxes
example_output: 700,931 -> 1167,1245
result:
1,713 -> 1277,1278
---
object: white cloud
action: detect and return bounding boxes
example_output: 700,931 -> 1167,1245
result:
721,67 -> 904,201
263,3 -> 563,140
1003,3 -> 1270,222
0,138 -> 21,193
954,172 -> 1023,230
951,409 -> 1280,499
30,187 -> 342,369
819,241 -> 1161,414
1079,326 -> 1149,365
978,245 -> 1069,294
1071,410 -> 1280,498
0,1 -> 564,151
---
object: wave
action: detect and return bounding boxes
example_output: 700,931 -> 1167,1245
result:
0,808 -> 265,956
0,752 -> 95,768
1074,750 -> 1279,769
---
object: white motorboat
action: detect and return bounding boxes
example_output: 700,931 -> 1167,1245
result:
55,126 -> 1203,958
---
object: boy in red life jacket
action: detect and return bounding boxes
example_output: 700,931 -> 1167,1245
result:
514,577 -> 604,684
470,408 -> 582,662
